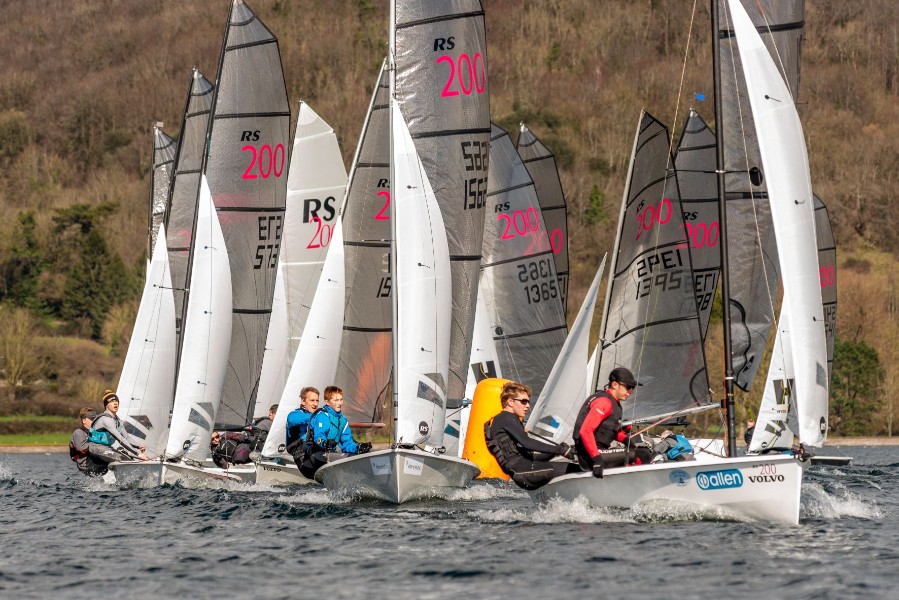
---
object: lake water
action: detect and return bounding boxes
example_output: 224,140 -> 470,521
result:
1,446 -> 896,599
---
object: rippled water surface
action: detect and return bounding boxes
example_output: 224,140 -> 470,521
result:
2,446 -> 897,599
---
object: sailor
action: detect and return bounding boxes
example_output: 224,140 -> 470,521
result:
573,368 -> 652,478
87,391 -> 148,465
285,387 -> 319,458
300,386 -> 371,478
244,403 -> 277,452
69,407 -> 106,476
210,430 -> 253,468
744,419 -> 756,446
484,381 -> 580,490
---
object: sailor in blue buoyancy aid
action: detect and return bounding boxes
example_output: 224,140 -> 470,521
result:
87,391 -> 148,464
284,387 -> 319,459
300,386 -> 371,478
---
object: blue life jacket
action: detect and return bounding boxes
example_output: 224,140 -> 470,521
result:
87,429 -> 114,446
666,434 -> 694,460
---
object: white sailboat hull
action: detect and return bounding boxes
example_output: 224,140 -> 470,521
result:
530,454 -> 805,525
315,448 -> 480,503
254,460 -> 315,485
108,460 -> 242,487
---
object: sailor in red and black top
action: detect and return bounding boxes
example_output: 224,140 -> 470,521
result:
573,367 -> 651,477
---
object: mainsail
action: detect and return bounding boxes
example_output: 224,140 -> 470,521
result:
337,61 -> 393,425
393,1 -> 491,409
717,0 -> 806,390
480,124 -> 567,402
516,123 -> 570,317
204,0 -> 290,429
165,69 -> 214,353
149,126 -> 177,259
673,109 -> 720,339
595,112 -> 712,424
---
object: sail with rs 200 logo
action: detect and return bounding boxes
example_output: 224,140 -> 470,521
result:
202,0 -> 290,431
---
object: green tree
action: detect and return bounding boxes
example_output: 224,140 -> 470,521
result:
830,337 -> 885,435
2,211 -> 46,308
585,184 -> 608,225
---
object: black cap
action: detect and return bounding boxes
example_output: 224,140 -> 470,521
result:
102,390 -> 119,406
609,367 -> 638,388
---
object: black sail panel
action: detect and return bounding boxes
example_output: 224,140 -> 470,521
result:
598,112 -> 711,423
204,0 -> 290,428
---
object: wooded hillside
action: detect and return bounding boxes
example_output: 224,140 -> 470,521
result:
1,0 -> 896,435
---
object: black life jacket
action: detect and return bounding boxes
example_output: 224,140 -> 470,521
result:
573,391 -> 622,449
483,415 -> 520,475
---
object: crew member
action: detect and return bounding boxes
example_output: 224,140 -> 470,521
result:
574,368 -> 652,478
87,391 -> 148,465
301,386 -> 371,478
285,387 -> 319,458
69,407 -> 106,476
484,381 -> 580,490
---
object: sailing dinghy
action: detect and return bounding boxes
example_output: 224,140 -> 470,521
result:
315,1 -> 488,501
528,0 -> 825,524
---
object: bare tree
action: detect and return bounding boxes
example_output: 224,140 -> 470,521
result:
0,304 -> 44,402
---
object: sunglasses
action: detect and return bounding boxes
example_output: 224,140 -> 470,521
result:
513,397 -> 531,405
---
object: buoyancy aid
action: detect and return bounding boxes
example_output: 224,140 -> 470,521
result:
483,416 -> 519,475
573,391 -> 622,449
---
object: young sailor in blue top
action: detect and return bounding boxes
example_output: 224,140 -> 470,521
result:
285,387 -> 319,457
300,386 -> 372,478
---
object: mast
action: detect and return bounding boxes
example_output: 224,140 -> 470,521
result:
388,0 -> 398,445
712,0 -> 737,457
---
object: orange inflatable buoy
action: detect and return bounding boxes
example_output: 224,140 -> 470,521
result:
462,378 -> 510,480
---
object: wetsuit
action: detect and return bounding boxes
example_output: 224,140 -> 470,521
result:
88,410 -> 144,464
574,391 -> 652,471
69,425 -> 106,476
484,411 -> 581,490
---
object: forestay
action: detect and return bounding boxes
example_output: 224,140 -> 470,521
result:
393,1 -> 491,410
204,0 -> 290,430
595,112 -> 712,424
